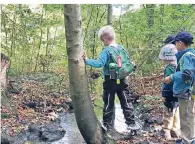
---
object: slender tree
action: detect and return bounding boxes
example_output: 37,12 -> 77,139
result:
107,4 -> 112,25
64,4 -> 107,144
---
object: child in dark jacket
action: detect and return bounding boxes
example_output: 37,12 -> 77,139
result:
164,31 -> 195,144
159,43 -> 180,140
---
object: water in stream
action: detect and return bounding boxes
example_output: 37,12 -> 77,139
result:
52,103 -> 142,144
52,112 -> 86,144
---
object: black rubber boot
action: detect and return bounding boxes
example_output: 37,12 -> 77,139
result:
176,139 -> 184,144
191,140 -> 195,144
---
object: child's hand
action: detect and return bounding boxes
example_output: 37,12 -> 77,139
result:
164,76 -> 171,84
162,97 -> 166,102
82,52 -> 88,62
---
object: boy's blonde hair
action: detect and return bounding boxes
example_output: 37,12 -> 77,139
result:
98,25 -> 115,41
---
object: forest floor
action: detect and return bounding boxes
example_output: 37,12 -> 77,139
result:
1,72 -> 176,144
1,72 -> 71,143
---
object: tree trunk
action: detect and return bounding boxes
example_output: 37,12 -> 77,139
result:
83,5 -> 94,43
92,5 -> 100,59
21,7 -> 28,74
147,5 -> 155,28
107,4 -> 112,25
145,4 -> 155,47
98,5 -> 107,24
118,5 -> 123,44
1,5 -> 8,51
159,4 -> 164,46
43,27 -> 50,72
34,29 -> 43,72
159,5 -> 164,28
64,4 -> 107,144
34,9 -> 44,73
0,53 -> 12,118
46,27 -> 49,56
0,53 -> 9,90
51,27 -> 58,50
30,38 -> 35,72
10,5 -> 17,57
90,6 -> 100,92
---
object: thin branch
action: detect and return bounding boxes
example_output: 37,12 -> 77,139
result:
1,10 -> 23,28
34,8 -> 44,73
83,5 -> 94,43
45,28 -> 49,56
98,5 -> 107,24
91,5 -> 100,59
10,5 -> 17,57
89,5 -> 100,92
188,19 -> 195,31
175,9 -> 195,32
119,5 -> 123,44
51,27 -> 58,50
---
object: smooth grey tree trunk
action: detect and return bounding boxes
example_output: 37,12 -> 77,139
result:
107,4 -> 112,25
0,53 -> 12,118
64,4 -> 107,144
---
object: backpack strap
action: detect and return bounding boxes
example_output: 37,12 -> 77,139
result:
179,51 -> 195,70
102,46 -> 116,74
104,45 -> 120,64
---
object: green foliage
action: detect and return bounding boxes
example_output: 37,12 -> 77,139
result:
1,4 -> 66,75
1,4 -> 195,77
113,4 -> 195,75
94,97 -> 103,119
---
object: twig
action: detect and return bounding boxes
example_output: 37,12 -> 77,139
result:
83,5 -> 95,43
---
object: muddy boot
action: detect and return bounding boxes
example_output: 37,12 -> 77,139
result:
100,120 -> 108,131
163,129 -> 172,140
100,120 -> 114,132
127,121 -> 140,130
